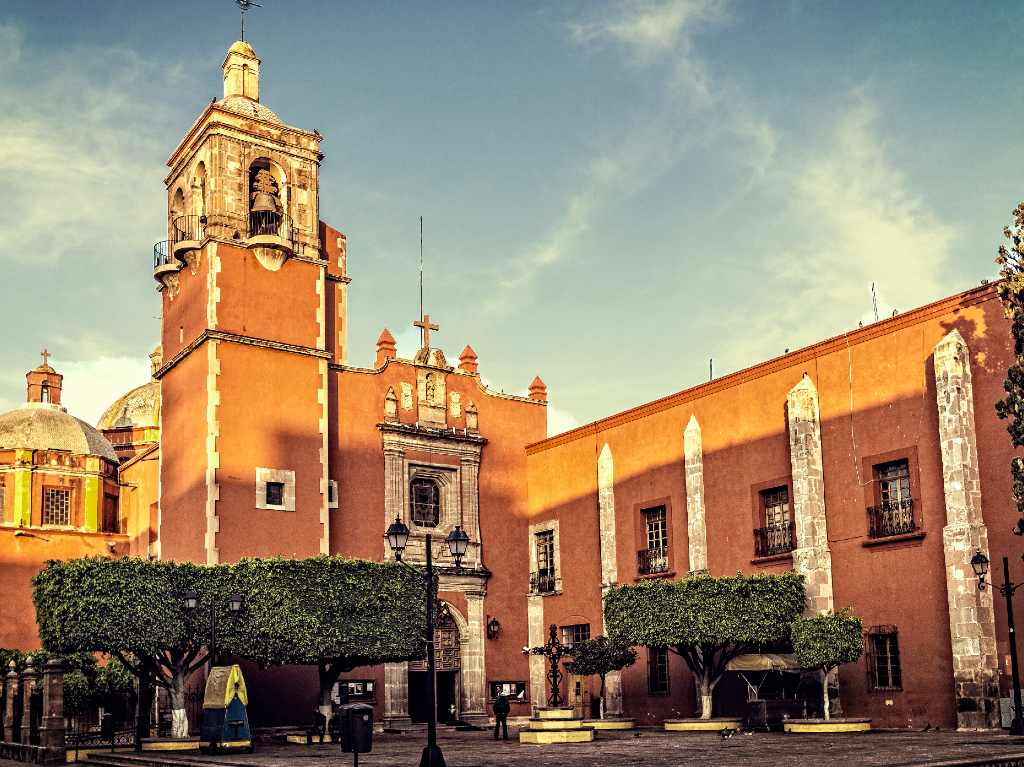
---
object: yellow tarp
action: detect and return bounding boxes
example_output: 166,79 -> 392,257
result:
726,653 -> 799,672
202,664 -> 248,709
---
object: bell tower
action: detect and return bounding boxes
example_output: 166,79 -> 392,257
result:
154,41 -> 334,565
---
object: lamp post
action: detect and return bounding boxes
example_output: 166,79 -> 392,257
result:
385,517 -> 469,767
970,551 -> 1024,735
183,591 -> 245,673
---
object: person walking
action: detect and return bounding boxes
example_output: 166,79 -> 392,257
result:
493,693 -> 510,740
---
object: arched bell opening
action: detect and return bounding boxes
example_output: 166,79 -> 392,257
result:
170,183 -> 202,260
246,157 -> 293,267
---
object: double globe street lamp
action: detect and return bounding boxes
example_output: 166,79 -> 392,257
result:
385,517 -> 469,767
970,551 -> 1024,735
182,590 -> 245,672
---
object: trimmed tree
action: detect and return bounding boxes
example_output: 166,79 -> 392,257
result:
33,557 -> 220,737
995,202 -> 1024,521
791,610 -> 863,720
605,572 -> 805,719
564,636 -> 636,719
219,557 -> 427,716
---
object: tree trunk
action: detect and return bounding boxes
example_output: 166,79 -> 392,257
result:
169,671 -> 189,738
598,674 -> 606,720
821,669 -> 831,721
698,676 -> 714,720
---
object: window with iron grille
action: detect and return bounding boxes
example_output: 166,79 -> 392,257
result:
644,506 -> 668,551
265,481 -> 285,507
761,486 -> 790,528
101,495 -> 119,534
560,624 -> 590,649
42,487 -> 71,527
410,477 -> 440,527
648,647 -> 670,694
866,626 -> 902,690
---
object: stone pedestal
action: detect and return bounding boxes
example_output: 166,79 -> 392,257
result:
40,659 -> 64,750
519,707 -> 595,744
3,663 -> 17,743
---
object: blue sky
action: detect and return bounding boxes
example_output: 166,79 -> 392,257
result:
1,0 -> 1021,434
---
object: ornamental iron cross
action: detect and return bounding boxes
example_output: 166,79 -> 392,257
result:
413,314 -> 439,349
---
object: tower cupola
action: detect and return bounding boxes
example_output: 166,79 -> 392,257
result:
223,40 -> 260,101
26,349 -> 62,405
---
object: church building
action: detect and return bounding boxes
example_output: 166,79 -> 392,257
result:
1,38 -> 1022,734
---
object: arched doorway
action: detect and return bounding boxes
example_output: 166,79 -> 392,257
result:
408,602 -> 461,724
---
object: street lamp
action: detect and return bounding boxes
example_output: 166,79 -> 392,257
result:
971,550 -> 1024,735
183,591 -> 245,672
384,517 -> 470,767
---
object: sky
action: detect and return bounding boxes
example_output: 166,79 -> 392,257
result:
1,0 -> 1021,436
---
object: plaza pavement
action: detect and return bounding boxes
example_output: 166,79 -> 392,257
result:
84,728 -> 1024,766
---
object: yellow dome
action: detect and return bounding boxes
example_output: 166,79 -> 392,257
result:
97,381 -> 161,431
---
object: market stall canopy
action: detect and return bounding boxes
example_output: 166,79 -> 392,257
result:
726,653 -> 800,672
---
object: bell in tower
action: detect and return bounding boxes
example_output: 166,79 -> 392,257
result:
250,166 -> 281,236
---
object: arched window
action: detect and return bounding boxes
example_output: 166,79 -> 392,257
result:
40,382 -> 49,403
410,477 -> 440,528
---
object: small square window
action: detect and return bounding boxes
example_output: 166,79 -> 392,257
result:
266,482 -> 285,507
560,624 -> 590,649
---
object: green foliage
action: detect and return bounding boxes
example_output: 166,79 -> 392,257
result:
791,610 -> 863,673
565,636 -> 637,679
605,572 -> 806,718
219,556 -> 427,667
63,669 -> 92,715
995,202 -> 1024,517
604,572 -> 806,648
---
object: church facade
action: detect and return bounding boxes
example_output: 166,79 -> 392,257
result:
1,39 -> 1022,734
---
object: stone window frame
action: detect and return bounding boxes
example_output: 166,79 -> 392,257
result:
328,479 -> 339,510
407,464 -> 458,532
255,467 -> 296,512
528,519 -> 562,596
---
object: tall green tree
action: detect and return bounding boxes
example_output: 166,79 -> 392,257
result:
605,573 -> 805,719
564,636 -> 636,719
996,203 -> 1024,521
791,610 -> 863,720
219,557 -> 426,715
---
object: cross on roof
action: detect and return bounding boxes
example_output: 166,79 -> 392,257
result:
413,314 -> 439,349
40,348 -> 50,368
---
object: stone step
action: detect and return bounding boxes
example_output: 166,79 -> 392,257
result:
520,727 -> 595,745
526,718 -> 587,730
534,707 -> 578,720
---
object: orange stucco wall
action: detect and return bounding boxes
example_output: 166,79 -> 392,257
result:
525,284 -> 1020,728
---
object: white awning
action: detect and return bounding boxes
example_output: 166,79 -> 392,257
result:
726,653 -> 800,672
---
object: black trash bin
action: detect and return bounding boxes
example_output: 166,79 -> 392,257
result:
338,702 -> 373,755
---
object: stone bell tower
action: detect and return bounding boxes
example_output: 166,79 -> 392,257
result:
153,41 -> 333,565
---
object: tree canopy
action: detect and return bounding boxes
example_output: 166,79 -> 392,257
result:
995,202 -> 1024,520
605,572 -> 806,719
33,555 -> 428,732
565,636 -> 636,719
791,610 -> 863,720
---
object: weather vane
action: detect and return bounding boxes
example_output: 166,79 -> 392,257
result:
235,0 -> 261,42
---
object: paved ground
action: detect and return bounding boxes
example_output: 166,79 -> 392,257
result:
120,728 -> 1024,767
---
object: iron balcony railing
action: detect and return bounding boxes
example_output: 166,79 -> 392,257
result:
530,571 -> 557,594
248,209 -> 293,242
867,498 -> 916,538
153,240 -> 170,270
638,547 -> 670,575
754,522 -> 796,558
172,214 -> 205,244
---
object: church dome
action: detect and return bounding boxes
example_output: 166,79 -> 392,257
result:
97,381 -> 160,431
0,403 -> 118,463
216,95 -> 282,124
228,40 -> 256,57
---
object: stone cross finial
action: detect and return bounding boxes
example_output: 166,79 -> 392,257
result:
40,348 -> 50,367
414,314 -> 439,349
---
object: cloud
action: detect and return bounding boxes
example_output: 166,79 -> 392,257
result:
54,355 -> 152,425
725,94 -> 960,366
0,30 -> 187,269
570,0 -> 726,59
547,403 -> 581,437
